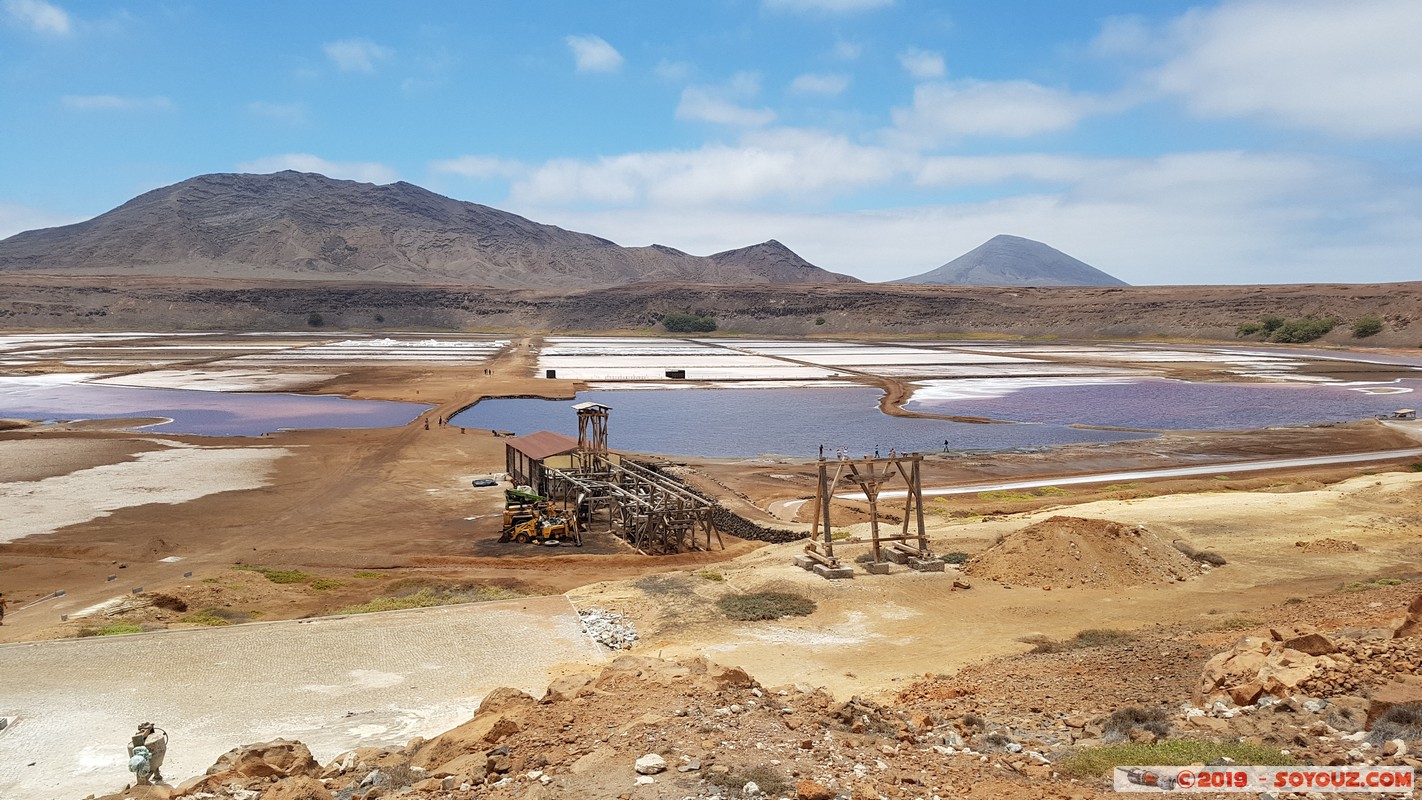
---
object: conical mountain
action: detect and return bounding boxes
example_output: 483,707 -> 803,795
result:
0,171 -> 860,288
892,234 -> 1128,287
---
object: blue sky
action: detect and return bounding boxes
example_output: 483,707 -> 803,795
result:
1,0 -> 1419,284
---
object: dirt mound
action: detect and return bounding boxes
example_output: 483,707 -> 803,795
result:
1296,538 -> 1361,553
965,516 -> 1201,589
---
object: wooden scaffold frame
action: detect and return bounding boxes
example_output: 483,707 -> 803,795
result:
797,454 -> 939,578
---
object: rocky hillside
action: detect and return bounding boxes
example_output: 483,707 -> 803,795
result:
94,590 -> 1422,800
0,172 -> 860,289
2,275 -> 1418,346
894,235 -> 1129,287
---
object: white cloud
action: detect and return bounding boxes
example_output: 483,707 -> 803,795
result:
915,154 -> 1115,188
246,101 -> 307,124
653,59 -> 693,82
490,130 -> 907,209
0,203 -> 82,239
61,95 -> 172,111
890,80 -> 1102,141
677,90 -> 776,127
1089,15 -> 1155,58
484,146 -> 1421,285
430,155 -> 525,179
235,154 -> 398,184
898,48 -> 946,80
790,72 -> 849,95
832,40 -> 863,60
763,0 -> 894,13
2,0 -> 69,35
323,38 -> 393,73
565,34 -> 623,73
1150,0 -> 1422,138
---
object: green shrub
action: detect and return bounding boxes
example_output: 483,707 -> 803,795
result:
1023,628 -> 1136,654
1211,615 -> 1263,630
978,490 -> 1034,501
79,624 -> 143,637
1352,316 -> 1384,338
814,317 -> 826,325
1267,317 -> 1335,343
1058,739 -> 1295,778
1368,702 -> 1422,744
1409,463 -> 1422,473
1105,707 -> 1171,742
694,569 -> 725,582
661,312 -> 718,333
1261,315 -> 1285,332
352,570 -> 383,578
307,312 -> 324,327
1235,321 -> 1264,337
717,591 -> 817,621
309,578 -> 344,591
705,764 -> 791,795
337,585 -> 520,615
1342,578 -> 1405,592
180,611 -> 232,627
233,563 -> 312,584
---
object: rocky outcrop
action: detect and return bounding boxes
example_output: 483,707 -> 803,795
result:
1200,600 -> 1422,706
174,739 -> 322,796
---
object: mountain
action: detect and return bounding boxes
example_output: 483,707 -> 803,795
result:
0,172 -> 860,288
891,234 -> 1128,287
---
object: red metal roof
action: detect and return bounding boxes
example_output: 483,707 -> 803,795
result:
506,431 -> 580,460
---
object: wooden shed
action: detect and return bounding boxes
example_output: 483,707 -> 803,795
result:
505,431 -> 579,496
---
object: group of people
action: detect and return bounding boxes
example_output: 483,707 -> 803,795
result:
816,445 -> 905,460
425,415 -> 466,433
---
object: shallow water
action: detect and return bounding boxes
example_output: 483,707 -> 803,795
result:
450,388 -> 1156,459
0,379 -> 429,436
906,377 -> 1420,430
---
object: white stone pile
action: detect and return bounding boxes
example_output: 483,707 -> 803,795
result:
578,608 -> 639,650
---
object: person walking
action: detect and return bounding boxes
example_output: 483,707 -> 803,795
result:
0,591 -> 8,625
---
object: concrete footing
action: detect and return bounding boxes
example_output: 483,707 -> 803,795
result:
883,548 -> 911,565
909,557 -> 945,572
863,561 -> 892,575
792,555 -> 816,570
812,564 -> 855,580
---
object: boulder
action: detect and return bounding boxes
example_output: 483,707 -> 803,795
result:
204,739 -> 321,779
258,775 -> 333,800
1199,637 -> 1335,705
1366,678 -> 1422,729
797,780 -> 835,800
1283,633 -> 1338,656
543,672 -> 594,703
1393,594 -> 1422,639
634,753 -> 667,775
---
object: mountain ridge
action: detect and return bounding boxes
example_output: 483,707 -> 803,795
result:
0,171 -> 860,289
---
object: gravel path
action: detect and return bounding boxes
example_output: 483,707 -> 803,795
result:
0,595 -> 605,800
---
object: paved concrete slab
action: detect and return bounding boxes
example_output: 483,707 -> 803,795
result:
0,595 -> 605,800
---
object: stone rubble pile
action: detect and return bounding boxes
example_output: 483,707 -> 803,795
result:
1199,612 -> 1421,707
578,608 -> 639,650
